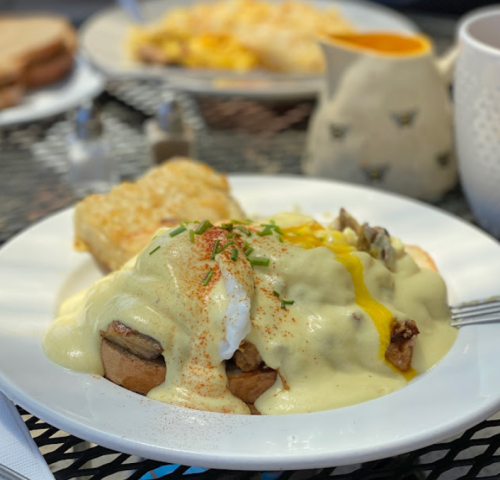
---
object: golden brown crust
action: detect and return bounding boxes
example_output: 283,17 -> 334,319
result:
74,159 -> 246,271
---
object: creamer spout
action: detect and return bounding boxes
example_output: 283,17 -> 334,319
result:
436,44 -> 458,85
318,38 -> 361,99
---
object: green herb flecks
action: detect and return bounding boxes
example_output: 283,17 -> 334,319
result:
217,240 -> 234,254
169,226 -> 187,237
189,229 -> 195,243
257,225 -> 273,236
149,246 -> 161,255
195,220 -> 213,235
230,248 -> 238,262
244,246 -> 254,256
248,257 -> 270,267
236,225 -> 252,236
281,299 -> 295,309
210,240 -> 221,260
202,268 -> 214,286
273,290 -> 280,298
231,219 -> 252,225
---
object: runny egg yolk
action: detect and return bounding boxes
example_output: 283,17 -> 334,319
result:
280,220 -> 417,380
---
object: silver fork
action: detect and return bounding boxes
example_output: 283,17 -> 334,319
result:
450,296 -> 500,327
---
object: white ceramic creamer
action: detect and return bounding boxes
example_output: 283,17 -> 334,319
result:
304,33 -> 457,201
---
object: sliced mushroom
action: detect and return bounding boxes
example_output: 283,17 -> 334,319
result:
357,223 -> 396,271
100,320 -> 164,361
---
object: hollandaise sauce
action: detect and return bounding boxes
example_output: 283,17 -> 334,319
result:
43,213 -> 457,415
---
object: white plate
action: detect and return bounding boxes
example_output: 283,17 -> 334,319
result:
0,57 -> 105,127
0,176 -> 500,470
80,0 -> 418,99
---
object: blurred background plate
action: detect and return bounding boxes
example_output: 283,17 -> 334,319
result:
0,57 -> 105,127
80,0 -> 418,99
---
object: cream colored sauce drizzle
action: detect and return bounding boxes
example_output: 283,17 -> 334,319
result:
43,213 -> 457,415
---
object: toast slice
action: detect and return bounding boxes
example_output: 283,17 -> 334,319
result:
74,159 -> 246,271
0,14 -> 77,109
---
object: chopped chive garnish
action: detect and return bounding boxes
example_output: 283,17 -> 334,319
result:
169,226 -> 187,237
226,233 -> 234,239
244,246 -> 254,256
210,239 -> 221,260
278,235 -> 283,243
273,290 -> 280,298
257,226 -> 273,236
242,241 -> 249,250
180,221 -> 189,226
236,226 -> 252,236
281,299 -> 295,309
230,248 -> 238,262
217,240 -> 234,254
149,246 -> 161,255
202,268 -> 213,286
221,223 -> 234,231
249,257 -> 270,267
189,229 -> 195,243
195,220 -> 212,235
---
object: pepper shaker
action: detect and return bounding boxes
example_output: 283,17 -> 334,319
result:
67,102 -> 118,198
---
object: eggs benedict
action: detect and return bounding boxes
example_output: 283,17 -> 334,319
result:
43,211 -> 457,415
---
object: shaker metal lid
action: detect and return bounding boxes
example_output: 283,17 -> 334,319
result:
71,102 -> 103,140
156,100 -> 184,134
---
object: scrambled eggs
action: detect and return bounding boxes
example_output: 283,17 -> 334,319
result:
128,0 -> 355,72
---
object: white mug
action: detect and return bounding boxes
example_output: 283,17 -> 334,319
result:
455,9 -> 500,237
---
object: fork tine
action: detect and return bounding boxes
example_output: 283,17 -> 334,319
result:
451,313 -> 500,327
450,297 -> 500,313
451,304 -> 500,320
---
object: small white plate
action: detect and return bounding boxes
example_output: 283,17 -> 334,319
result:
0,57 -> 105,127
0,176 -> 499,470
80,0 -> 418,99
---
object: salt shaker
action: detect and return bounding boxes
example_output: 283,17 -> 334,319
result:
67,103 -> 118,198
144,99 -> 194,164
